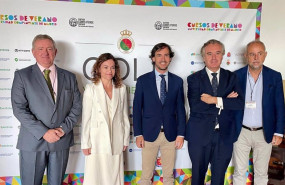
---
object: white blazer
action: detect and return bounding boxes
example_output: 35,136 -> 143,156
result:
81,81 -> 130,155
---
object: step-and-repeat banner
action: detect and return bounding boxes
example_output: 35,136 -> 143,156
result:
0,1 -> 261,184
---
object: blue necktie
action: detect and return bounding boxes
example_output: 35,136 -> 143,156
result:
211,73 -> 218,96
160,74 -> 167,105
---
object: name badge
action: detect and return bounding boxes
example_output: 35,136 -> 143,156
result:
246,101 -> 256,109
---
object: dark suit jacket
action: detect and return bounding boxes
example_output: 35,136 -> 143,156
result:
133,71 -> 186,142
235,65 -> 285,143
11,64 -> 82,152
186,67 -> 244,146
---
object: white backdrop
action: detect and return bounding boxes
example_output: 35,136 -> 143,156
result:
0,0 -> 258,177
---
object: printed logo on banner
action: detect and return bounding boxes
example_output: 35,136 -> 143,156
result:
0,126 -> 13,129
0,14 -> 57,26
0,116 -> 12,119
227,59 -> 231,65
118,30 -> 135,54
0,144 -> 13,148
234,61 -> 245,65
190,61 -> 204,65
128,148 -> 140,152
69,17 -> 94,28
227,52 -> 231,57
0,78 -> 11,81
0,135 -> 13,138
0,153 -> 13,157
191,52 -> 201,56
15,49 -> 30,53
235,53 -> 244,57
187,22 -> 242,31
0,58 -> 10,62
14,58 -> 31,62
0,88 -> 11,91
0,69 -> 10,71
156,156 -> 162,167
0,107 -> 12,110
0,49 -> 9,52
154,21 -> 177,31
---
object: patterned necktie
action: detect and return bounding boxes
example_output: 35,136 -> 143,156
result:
44,69 -> 55,103
211,72 -> 219,127
211,73 -> 218,96
160,74 -> 167,105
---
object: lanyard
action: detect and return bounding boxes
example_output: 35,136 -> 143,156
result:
247,71 -> 261,101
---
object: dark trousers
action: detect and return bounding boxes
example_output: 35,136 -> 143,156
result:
19,149 -> 70,185
188,130 -> 233,185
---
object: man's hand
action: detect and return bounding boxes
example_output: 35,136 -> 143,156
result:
272,135 -> 283,146
227,91 -> 238,98
82,148 -> 91,156
136,136 -> 145,148
43,129 -> 61,143
55,127 -> 65,137
175,136 -> 184,149
201,93 -> 217,104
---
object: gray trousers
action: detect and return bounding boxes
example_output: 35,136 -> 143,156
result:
19,149 -> 70,185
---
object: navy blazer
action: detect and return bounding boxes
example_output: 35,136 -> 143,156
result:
186,68 -> 244,145
133,71 -> 186,142
235,65 -> 285,143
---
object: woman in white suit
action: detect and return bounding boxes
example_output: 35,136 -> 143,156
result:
81,53 -> 130,185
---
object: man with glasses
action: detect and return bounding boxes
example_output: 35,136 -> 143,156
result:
233,40 -> 285,185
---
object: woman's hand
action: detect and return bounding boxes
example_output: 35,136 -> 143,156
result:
82,148 -> 91,156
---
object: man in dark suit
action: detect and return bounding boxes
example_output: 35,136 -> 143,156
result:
133,43 -> 186,185
186,39 -> 244,185
233,40 -> 285,185
11,34 -> 82,185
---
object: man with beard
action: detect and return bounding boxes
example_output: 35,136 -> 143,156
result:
133,43 -> 186,185
233,40 -> 285,185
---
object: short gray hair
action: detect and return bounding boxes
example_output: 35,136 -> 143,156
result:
32,34 -> 56,49
201,39 -> 225,57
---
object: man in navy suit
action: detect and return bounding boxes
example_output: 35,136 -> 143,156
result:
133,43 -> 186,185
186,39 -> 244,185
233,40 -> 285,185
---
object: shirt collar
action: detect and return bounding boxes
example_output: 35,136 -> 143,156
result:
205,67 -> 220,77
155,69 -> 168,78
37,63 -> 56,73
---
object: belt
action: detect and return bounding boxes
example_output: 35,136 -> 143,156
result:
242,125 -> 263,131
160,128 -> 164,132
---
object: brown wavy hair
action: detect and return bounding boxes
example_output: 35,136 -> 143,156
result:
91,53 -> 122,88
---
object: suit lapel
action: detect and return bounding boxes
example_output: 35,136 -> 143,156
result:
32,64 -> 55,104
239,66 -> 247,95
262,66 -> 270,108
200,68 -> 213,95
165,72 -> 174,105
111,83 -> 119,122
217,68 -> 226,96
95,81 -> 110,125
56,66 -> 64,105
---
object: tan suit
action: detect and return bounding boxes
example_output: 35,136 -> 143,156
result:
81,81 -> 130,185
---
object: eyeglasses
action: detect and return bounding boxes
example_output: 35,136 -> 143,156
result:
248,52 -> 265,58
